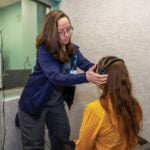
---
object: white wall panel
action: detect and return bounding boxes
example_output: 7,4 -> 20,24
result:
61,0 -> 150,141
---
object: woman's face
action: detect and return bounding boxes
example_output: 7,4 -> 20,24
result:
57,17 -> 73,46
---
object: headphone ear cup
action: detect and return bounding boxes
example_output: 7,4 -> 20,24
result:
99,68 -> 105,74
99,56 -> 117,74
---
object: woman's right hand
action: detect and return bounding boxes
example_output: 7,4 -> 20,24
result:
86,65 -> 108,86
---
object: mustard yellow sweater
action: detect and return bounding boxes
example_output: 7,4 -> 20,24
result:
75,100 -> 124,150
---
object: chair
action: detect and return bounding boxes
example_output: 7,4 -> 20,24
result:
134,143 -> 150,150
133,136 -> 150,150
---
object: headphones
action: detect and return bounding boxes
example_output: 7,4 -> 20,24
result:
99,56 -> 124,74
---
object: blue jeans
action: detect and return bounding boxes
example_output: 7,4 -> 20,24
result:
19,105 -> 70,150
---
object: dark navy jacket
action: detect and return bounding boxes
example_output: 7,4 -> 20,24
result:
19,44 -> 93,116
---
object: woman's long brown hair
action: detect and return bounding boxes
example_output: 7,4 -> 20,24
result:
97,56 -> 143,150
36,10 -> 74,63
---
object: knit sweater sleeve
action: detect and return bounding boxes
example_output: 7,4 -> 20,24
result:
75,102 -> 105,150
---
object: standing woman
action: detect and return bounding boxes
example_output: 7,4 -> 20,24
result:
18,10 -> 107,150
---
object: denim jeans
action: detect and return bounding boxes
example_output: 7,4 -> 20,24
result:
19,104 -> 70,150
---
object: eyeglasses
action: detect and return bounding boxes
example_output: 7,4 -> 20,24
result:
58,27 -> 73,35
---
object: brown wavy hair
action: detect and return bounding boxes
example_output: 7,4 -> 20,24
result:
36,10 -> 74,63
97,56 -> 143,150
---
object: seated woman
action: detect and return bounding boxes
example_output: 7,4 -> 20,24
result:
75,56 -> 143,150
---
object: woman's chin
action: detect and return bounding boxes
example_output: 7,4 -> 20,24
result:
62,40 -> 69,45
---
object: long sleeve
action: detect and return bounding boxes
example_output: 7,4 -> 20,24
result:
75,46 -> 94,71
37,45 -> 89,86
75,102 -> 105,150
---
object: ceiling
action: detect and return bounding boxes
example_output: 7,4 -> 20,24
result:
0,0 -> 20,8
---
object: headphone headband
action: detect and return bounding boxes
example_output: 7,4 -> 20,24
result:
99,58 -> 124,74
